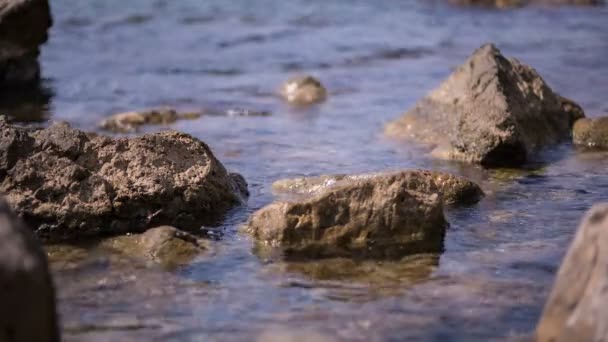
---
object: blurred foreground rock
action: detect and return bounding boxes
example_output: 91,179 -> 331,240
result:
0,197 -> 59,342
0,118 -> 248,240
536,204 -> 608,341
572,117 -> 608,149
242,170 -> 480,259
0,0 -> 53,86
385,43 -> 584,167
279,75 -> 327,106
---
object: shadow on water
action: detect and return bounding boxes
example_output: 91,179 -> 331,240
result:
0,80 -> 54,123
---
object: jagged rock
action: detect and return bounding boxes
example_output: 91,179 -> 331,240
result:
99,107 -> 201,133
279,75 -> 327,106
0,197 -> 59,342
0,0 -> 53,85
536,204 -> 608,342
385,43 -> 584,167
244,171 -> 448,259
0,118 -> 248,240
572,117 -> 608,149
272,170 -> 484,206
99,226 -> 207,267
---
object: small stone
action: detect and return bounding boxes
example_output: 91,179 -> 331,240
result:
279,75 -> 327,106
572,117 -> 608,149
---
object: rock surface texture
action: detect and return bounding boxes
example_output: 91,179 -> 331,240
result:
244,170 -> 465,259
572,117 -> 608,149
0,197 -> 59,342
0,0 -> 52,85
0,118 -> 248,240
385,43 -> 584,167
279,75 -> 327,106
537,204 -> 608,342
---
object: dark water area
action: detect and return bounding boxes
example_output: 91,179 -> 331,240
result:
18,0 -> 608,341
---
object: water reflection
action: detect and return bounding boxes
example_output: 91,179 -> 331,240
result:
0,81 -> 53,123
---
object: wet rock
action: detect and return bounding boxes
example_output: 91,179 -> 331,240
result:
99,226 -> 207,267
0,0 -> 53,86
385,43 -> 584,167
272,169 -> 484,206
99,107 -> 202,133
0,118 -> 248,240
536,204 -> 608,342
0,197 -> 59,342
572,117 -> 608,149
279,75 -> 327,106
244,171 -> 448,259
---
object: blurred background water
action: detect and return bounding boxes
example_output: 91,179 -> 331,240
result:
17,0 -> 608,340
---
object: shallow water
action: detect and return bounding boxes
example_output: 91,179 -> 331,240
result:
16,0 -> 608,341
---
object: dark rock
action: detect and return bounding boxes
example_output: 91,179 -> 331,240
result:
0,0 -> 53,86
271,169 -> 484,206
385,43 -> 584,167
572,117 -> 608,149
536,203 -> 608,342
99,226 -> 207,267
0,118 -> 248,240
0,197 -> 59,342
244,171 -> 448,259
279,75 -> 327,106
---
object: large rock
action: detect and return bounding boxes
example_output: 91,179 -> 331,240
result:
0,0 -> 52,85
0,197 -> 59,342
272,170 -> 484,206
385,43 -> 584,167
536,204 -> 608,341
572,117 -> 608,149
244,171 -> 449,259
0,118 -> 248,240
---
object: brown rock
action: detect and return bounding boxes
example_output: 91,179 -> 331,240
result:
244,172 -> 448,259
0,197 -> 59,342
99,107 -> 202,133
385,43 -> 584,167
279,75 -> 327,106
99,226 -> 207,267
572,117 -> 608,149
0,118 -> 248,240
536,204 -> 608,342
0,0 -> 53,85
272,169 -> 483,206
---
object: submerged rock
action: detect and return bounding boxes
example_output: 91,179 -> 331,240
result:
0,0 -> 53,86
272,170 -> 484,206
99,226 -> 207,267
572,117 -> 608,149
99,107 -> 202,133
536,204 -> 608,342
385,43 -> 584,167
0,118 -> 248,240
244,171 -> 448,259
279,75 -> 327,106
0,197 -> 59,342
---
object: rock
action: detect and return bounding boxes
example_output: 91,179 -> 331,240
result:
279,75 -> 327,106
536,204 -> 608,342
244,171 -> 448,259
0,197 -> 59,342
271,169 -> 484,206
385,43 -> 584,167
0,118 -> 248,240
99,107 -> 202,133
449,0 -> 602,7
0,0 -> 53,86
572,117 -> 608,149
99,226 -> 207,267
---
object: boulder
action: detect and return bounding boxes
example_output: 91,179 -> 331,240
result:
0,197 -> 59,342
244,171 -> 448,259
536,204 -> 608,342
572,117 -> 608,149
279,75 -> 327,106
99,226 -> 207,267
0,118 -> 248,240
385,43 -> 584,167
271,169 -> 484,206
0,0 -> 53,86
99,107 -> 202,133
